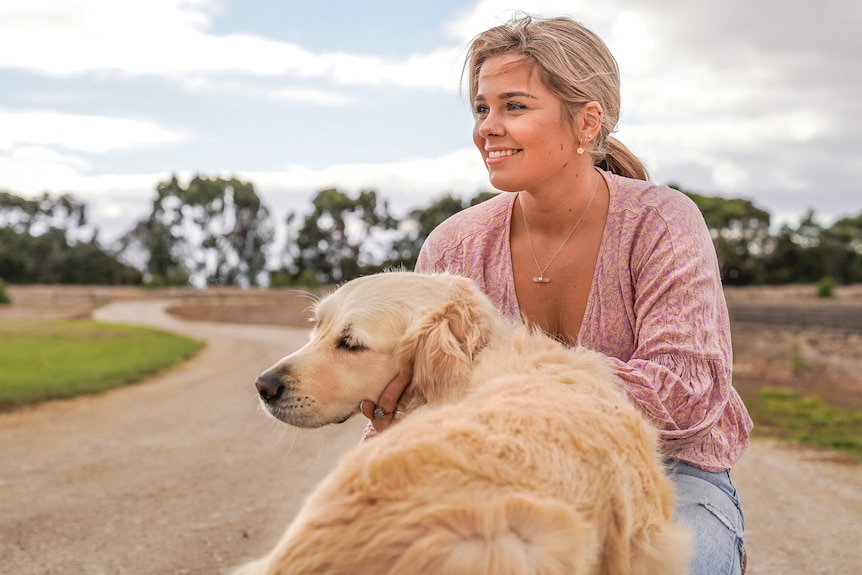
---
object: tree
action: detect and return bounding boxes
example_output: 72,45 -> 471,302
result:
0,190 -> 140,284
387,191 -> 498,270
117,176 -> 275,286
116,178 -> 188,287
281,188 -> 397,285
822,213 -> 862,283
764,210 -> 827,284
0,277 -> 10,304
0,190 -> 87,237
673,184 -> 771,285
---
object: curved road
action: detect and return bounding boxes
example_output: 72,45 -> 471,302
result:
0,301 -> 860,574
0,300 -> 366,574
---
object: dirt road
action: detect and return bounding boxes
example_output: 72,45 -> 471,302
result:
1,301 -> 861,574
0,301 -> 366,574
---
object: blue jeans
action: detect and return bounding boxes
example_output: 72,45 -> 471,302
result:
667,461 -> 746,575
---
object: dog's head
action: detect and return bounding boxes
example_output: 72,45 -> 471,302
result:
255,272 -> 501,428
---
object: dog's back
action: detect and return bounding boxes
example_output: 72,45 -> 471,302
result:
243,342 -> 689,575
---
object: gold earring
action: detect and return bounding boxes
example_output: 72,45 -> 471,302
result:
577,137 -> 585,155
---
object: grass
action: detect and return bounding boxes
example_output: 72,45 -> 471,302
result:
746,387 -> 862,461
789,343 -> 813,375
0,318 -> 204,409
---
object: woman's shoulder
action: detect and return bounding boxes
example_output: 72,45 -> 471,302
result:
606,172 -> 703,224
602,172 -> 713,264
426,192 -> 514,244
418,192 -> 514,273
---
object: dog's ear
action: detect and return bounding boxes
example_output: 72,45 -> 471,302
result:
395,276 -> 495,404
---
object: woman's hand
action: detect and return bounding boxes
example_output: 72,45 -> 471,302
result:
359,371 -> 413,433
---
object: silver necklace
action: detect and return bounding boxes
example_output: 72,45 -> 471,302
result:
520,169 -> 599,283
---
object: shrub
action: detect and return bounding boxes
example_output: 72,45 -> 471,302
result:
268,268 -> 320,289
0,278 -> 10,305
816,276 -> 836,298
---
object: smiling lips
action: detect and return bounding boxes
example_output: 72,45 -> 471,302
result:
486,149 -> 521,161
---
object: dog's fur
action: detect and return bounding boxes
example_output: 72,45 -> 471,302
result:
236,272 -> 690,575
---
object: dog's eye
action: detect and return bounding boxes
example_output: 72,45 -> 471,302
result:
336,326 -> 366,352
336,336 -> 367,352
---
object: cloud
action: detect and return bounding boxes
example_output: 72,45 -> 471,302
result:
172,76 -> 355,106
0,146 -> 91,193
0,0 -> 462,90
0,109 -> 186,153
445,0 -> 605,40
0,0 -> 214,74
0,144 -> 168,194
245,148 -> 490,215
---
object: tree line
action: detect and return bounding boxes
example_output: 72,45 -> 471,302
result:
1,177 -> 860,288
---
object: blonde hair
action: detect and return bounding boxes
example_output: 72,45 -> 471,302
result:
463,14 -> 649,181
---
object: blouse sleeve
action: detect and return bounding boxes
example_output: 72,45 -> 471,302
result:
600,194 -> 743,458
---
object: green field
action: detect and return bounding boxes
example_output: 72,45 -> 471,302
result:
746,388 -> 862,461
0,319 -> 204,409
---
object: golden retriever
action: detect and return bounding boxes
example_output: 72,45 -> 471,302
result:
235,271 -> 690,575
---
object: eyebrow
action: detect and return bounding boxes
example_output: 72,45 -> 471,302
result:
474,91 -> 538,102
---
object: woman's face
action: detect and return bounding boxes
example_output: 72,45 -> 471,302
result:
472,53 -> 581,193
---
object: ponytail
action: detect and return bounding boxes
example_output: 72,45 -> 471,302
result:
596,136 -> 649,181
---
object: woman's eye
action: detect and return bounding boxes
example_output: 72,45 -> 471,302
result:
473,104 -> 489,118
507,101 -> 527,111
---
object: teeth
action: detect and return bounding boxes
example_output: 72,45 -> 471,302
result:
488,149 -> 518,159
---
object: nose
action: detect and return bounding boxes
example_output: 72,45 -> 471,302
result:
255,372 -> 285,403
476,119 -> 502,139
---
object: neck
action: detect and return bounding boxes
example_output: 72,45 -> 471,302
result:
518,167 -> 599,233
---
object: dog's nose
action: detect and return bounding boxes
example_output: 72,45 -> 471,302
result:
255,373 -> 285,402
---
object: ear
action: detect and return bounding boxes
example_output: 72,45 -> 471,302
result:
394,276 -> 495,404
577,101 -> 604,138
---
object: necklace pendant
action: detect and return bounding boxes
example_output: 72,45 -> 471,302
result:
532,276 -> 551,283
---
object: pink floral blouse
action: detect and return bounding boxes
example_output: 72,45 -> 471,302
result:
414,169 -> 752,472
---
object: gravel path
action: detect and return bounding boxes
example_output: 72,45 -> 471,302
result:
1,300 -> 860,574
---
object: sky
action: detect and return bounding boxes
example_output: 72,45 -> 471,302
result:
2,0 -> 861,245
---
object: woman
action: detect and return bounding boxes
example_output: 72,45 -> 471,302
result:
361,14 -> 751,575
